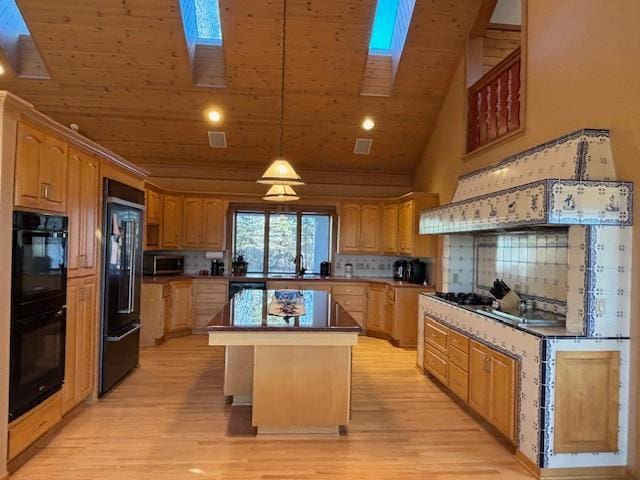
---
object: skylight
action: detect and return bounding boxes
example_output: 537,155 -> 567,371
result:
369,0 -> 400,53
194,0 -> 222,44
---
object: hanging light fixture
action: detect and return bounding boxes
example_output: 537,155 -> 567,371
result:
257,0 -> 305,192
263,184 -> 300,202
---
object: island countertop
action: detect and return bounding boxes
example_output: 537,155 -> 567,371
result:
207,289 -> 362,333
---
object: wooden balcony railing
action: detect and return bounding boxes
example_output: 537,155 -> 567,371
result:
466,47 -> 521,153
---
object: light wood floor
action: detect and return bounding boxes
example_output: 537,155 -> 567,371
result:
12,336 -> 533,479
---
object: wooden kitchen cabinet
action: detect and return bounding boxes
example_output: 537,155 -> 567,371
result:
67,148 -> 100,278
162,195 -> 182,248
468,339 -> 516,442
62,276 -> 96,414
193,279 -> 228,329
332,283 -> 367,328
14,122 -> 68,213
338,203 -> 380,253
381,202 -> 398,254
146,189 -> 163,225
366,284 -> 385,334
397,193 -> 439,257
169,280 -> 193,332
8,392 -> 62,460
182,197 -> 226,249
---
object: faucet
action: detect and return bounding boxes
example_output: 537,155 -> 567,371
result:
294,254 -> 306,277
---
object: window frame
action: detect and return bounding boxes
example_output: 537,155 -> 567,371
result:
230,205 -> 337,276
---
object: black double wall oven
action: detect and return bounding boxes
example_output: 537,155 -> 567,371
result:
10,211 -> 68,421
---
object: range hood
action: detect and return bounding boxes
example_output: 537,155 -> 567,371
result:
419,129 -> 633,234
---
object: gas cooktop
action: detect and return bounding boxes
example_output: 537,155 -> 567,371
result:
434,292 -> 494,306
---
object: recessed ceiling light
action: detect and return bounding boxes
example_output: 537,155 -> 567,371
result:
0,64 -> 5,75
206,109 -> 222,123
362,117 -> 375,131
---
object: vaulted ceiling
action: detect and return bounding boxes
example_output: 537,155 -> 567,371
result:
0,0 -> 480,188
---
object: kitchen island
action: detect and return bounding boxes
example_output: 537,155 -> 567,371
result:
207,289 -> 361,435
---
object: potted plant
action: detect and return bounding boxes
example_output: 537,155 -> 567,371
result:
232,252 -> 248,276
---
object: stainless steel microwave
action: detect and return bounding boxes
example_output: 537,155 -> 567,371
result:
143,254 -> 184,275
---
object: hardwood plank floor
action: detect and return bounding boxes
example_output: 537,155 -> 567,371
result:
12,336 -> 533,479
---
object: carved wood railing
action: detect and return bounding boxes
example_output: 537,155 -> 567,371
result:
466,47 -> 521,153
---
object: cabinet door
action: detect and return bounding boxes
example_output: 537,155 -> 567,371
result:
398,200 -> 415,254
360,204 -> 380,252
68,149 -> 99,277
76,279 -> 96,401
80,156 -> 99,275
468,340 -> 491,417
366,286 -> 384,332
381,203 -> 398,254
170,282 -> 192,331
488,350 -> 516,441
162,195 -> 182,248
203,198 -> 225,249
162,289 -> 172,336
39,135 -> 68,212
14,123 -> 44,208
182,198 -> 203,247
67,150 -> 83,274
62,280 -> 81,413
146,190 -> 163,225
338,204 -> 360,253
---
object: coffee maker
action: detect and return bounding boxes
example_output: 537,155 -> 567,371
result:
407,258 -> 427,285
393,260 -> 408,281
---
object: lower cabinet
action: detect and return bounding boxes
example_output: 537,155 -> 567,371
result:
332,283 -> 367,329
8,392 -> 62,460
423,316 -> 516,443
193,279 -> 228,328
468,339 -> 516,441
366,284 -> 386,334
62,276 -> 97,415
169,280 -> 193,332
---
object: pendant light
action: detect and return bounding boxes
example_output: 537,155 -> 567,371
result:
263,184 -> 300,202
257,0 -> 304,194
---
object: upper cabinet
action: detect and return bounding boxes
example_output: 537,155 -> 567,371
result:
338,203 -> 380,254
67,148 -> 100,278
146,189 -> 163,225
183,197 -> 226,250
398,194 -> 439,257
156,194 -> 226,250
380,202 -> 398,254
162,195 -> 183,249
14,122 -> 68,213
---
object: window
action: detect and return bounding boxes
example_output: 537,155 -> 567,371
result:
178,0 -> 226,87
369,0 -> 400,54
361,0 -> 415,96
233,210 -> 333,275
194,0 -> 222,45
0,0 -> 50,78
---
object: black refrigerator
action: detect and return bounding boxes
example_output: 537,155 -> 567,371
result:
99,179 -> 144,396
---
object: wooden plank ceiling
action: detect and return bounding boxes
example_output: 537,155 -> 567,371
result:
0,0 -> 480,184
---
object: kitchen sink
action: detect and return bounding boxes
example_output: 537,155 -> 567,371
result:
473,307 -> 566,328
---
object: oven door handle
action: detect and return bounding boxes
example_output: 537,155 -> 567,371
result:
106,323 -> 140,342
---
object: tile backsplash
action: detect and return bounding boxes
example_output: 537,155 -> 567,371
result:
335,254 -> 431,280
156,250 -> 227,274
474,231 -> 569,303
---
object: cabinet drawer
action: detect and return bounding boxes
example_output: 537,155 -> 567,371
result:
194,281 -> 227,294
349,311 -> 364,327
425,319 -> 448,353
448,329 -> 469,353
9,393 -> 62,460
385,287 -> 396,302
333,295 -> 365,312
195,293 -> 228,305
425,348 -> 448,385
333,285 -> 366,296
448,362 -> 469,401
449,346 -> 469,372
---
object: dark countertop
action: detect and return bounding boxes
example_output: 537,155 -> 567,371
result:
207,289 -> 362,332
420,293 -> 585,338
143,273 -> 434,289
